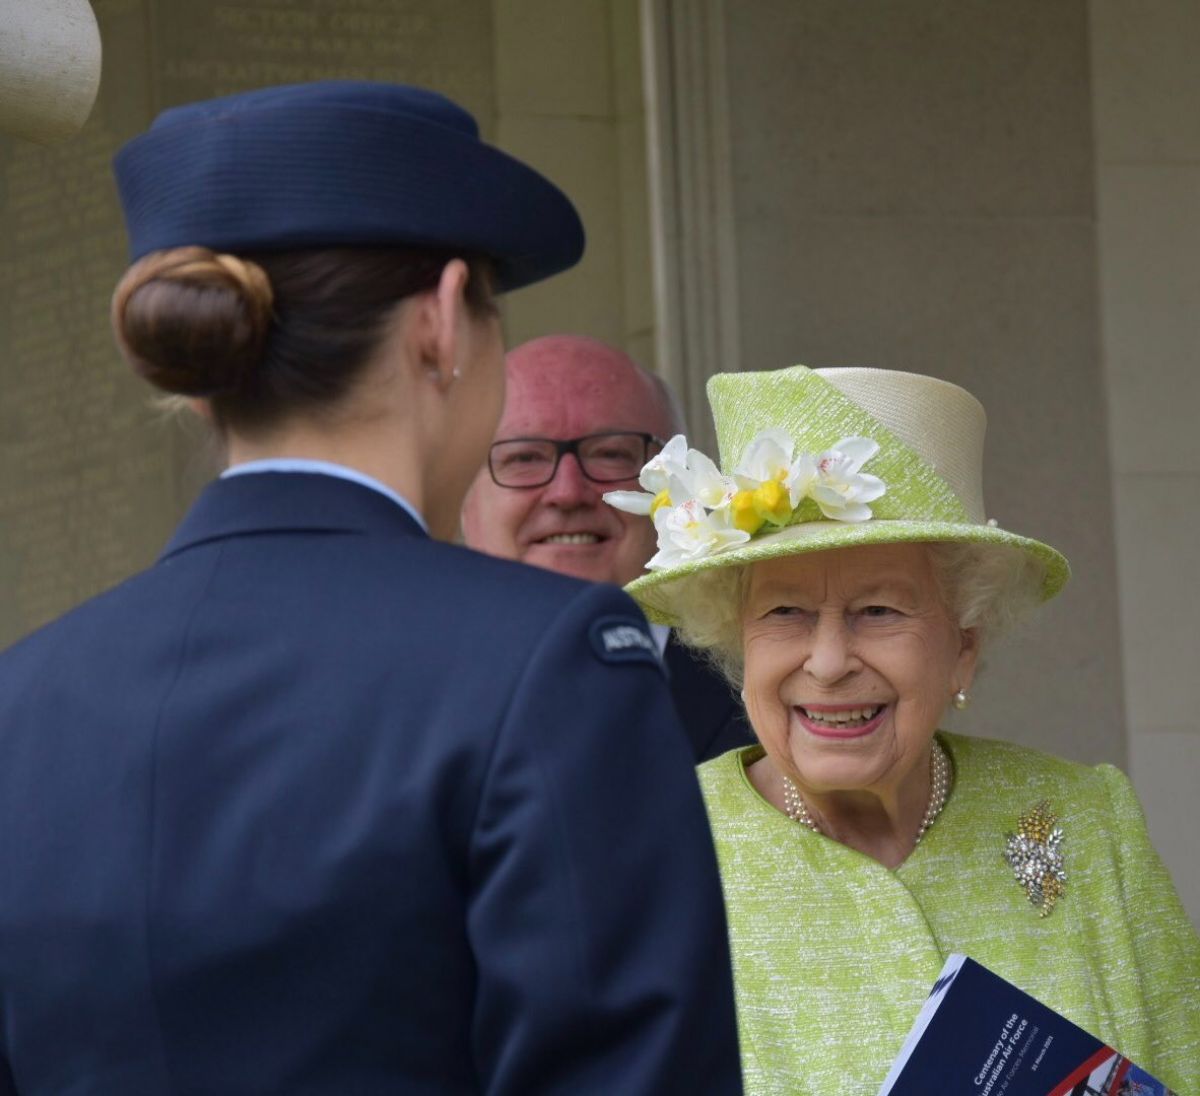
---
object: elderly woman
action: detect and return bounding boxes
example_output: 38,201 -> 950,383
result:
608,365 -> 1199,1094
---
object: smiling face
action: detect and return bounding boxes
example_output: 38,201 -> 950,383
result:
741,543 -> 979,801
460,336 -> 675,585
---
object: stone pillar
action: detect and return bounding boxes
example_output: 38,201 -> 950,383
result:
1091,0 -> 1200,926
495,0 -> 656,369
641,0 -> 738,451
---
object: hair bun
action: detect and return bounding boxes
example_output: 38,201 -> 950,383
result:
111,246 -> 275,395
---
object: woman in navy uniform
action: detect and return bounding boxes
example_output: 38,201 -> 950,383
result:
0,82 -> 741,1094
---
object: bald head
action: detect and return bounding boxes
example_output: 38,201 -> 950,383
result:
504,335 -> 682,437
461,335 -> 682,585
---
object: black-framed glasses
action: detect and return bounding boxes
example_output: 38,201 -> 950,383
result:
488,432 -> 665,488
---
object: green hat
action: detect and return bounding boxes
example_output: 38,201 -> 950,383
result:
605,365 -> 1070,626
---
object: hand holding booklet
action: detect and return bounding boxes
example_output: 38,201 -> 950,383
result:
878,954 -> 1175,1095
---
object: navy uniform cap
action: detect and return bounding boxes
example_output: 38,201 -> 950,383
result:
113,81 -> 585,292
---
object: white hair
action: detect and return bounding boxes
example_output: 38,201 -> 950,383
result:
671,541 -> 1047,688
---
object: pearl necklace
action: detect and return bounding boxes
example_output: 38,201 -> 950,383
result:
781,738 -> 952,846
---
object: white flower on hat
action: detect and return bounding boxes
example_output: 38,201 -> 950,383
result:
734,428 -> 792,484
733,429 -> 810,507
605,427 -> 888,569
603,434 -> 691,516
808,437 -> 887,522
647,499 -> 750,571
605,434 -> 739,518
679,448 -> 738,509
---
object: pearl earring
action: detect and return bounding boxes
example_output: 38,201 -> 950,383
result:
952,688 -> 969,711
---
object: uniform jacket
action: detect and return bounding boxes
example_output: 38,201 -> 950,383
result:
664,636 -> 755,763
699,732 -> 1200,1095
0,472 -> 742,1095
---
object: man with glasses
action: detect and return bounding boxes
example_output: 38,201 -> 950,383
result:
462,334 -> 753,762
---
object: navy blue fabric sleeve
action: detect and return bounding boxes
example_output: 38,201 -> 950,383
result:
663,637 -> 755,763
467,583 -> 742,1095
703,710 -> 757,761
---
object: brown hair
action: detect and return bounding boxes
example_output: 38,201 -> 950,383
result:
111,245 -> 495,432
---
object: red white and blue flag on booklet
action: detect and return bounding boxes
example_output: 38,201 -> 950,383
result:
878,954 -> 1174,1095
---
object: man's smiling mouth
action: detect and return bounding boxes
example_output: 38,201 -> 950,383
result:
538,533 -> 604,545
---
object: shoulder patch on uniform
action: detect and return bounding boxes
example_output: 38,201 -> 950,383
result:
589,616 -> 663,670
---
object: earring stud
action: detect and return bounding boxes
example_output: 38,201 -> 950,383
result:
952,688 -> 969,711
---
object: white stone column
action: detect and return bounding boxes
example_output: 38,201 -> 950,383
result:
1091,0 -> 1200,927
641,0 -> 739,454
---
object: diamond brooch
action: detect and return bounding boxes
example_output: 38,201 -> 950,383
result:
1004,801 -> 1066,917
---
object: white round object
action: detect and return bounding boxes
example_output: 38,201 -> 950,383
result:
0,0 -> 102,143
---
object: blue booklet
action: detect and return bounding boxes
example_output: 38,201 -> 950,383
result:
878,954 -> 1175,1095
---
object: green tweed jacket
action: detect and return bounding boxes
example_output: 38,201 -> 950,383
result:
699,732 -> 1200,1095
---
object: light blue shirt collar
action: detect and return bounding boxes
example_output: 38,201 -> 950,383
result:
220,458 -> 428,534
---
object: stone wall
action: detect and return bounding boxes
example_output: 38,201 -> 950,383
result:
714,0 -> 1126,767
0,0 -> 166,648
1091,0 -> 1200,925
0,0 -> 649,648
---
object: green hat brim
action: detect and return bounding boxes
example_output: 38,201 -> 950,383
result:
625,518 -> 1069,627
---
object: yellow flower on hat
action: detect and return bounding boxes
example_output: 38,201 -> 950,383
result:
751,480 -> 792,525
729,490 -> 765,535
734,429 -> 805,506
729,480 -> 793,535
